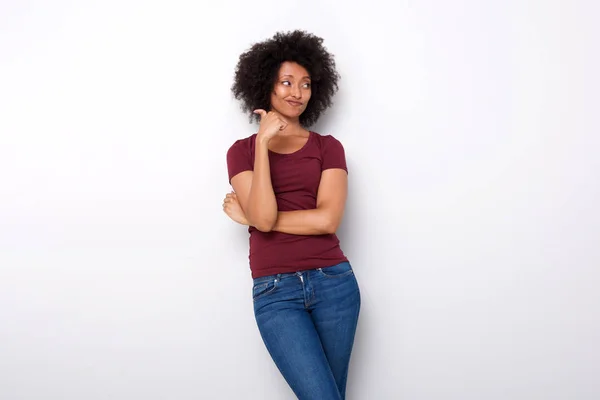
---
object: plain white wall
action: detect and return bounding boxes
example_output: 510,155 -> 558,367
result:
1,0 -> 598,399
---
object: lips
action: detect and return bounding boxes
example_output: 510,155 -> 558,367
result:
286,100 -> 303,107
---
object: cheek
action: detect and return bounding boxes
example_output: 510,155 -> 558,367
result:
273,84 -> 288,97
270,89 -> 283,105
304,91 -> 312,104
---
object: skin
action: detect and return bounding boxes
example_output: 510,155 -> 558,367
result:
223,61 -> 348,235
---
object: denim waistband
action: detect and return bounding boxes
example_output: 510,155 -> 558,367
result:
252,262 -> 350,284
252,271 -> 299,284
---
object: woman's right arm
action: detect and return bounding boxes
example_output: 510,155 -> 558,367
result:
230,137 -> 276,232
229,110 -> 287,232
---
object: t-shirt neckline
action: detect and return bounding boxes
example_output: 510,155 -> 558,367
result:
267,130 -> 313,157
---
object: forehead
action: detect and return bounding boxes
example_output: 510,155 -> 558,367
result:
278,61 -> 310,78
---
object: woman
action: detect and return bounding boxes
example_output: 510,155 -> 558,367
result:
222,30 -> 360,400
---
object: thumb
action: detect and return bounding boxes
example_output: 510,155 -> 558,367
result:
253,109 -> 267,119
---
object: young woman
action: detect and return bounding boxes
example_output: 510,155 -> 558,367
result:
222,30 -> 360,400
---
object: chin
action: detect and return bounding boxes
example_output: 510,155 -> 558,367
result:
277,110 -> 303,120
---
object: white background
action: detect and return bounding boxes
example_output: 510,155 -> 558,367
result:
1,1 -> 598,399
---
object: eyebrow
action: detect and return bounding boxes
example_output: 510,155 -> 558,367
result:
281,74 -> 311,80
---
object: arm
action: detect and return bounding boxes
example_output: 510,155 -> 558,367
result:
271,168 -> 348,235
230,138 -> 277,232
229,111 -> 287,232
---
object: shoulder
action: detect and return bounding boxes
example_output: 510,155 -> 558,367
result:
313,132 -> 348,171
226,133 -> 257,180
228,133 -> 257,151
312,131 -> 344,149
227,133 -> 258,157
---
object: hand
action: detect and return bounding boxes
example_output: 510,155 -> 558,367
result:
223,191 -> 249,226
254,109 -> 288,143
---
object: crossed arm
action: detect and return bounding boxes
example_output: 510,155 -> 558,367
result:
226,167 -> 347,235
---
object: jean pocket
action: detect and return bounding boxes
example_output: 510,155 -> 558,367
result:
317,262 -> 354,278
252,278 -> 278,301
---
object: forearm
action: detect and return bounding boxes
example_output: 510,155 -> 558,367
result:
271,209 -> 334,235
246,138 -> 277,231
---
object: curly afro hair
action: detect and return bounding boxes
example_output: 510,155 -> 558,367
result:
231,30 -> 340,127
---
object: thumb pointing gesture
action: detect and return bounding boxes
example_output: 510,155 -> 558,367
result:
253,109 -> 268,119
254,109 -> 288,142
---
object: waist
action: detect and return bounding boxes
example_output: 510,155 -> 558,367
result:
248,232 -> 347,278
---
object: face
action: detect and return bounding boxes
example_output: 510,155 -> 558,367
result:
270,61 -> 312,120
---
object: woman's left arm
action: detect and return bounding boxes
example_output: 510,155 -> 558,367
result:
271,168 -> 347,235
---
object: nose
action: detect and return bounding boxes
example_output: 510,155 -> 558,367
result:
291,84 -> 301,99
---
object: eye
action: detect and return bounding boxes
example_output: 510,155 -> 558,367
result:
303,82 -> 311,88
282,81 -> 291,86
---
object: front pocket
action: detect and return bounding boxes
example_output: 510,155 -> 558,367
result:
317,262 -> 354,278
252,279 -> 278,301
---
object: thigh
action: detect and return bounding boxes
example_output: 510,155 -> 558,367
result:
309,262 -> 361,399
253,275 -> 342,400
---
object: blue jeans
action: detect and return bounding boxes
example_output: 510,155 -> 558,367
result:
252,261 -> 361,400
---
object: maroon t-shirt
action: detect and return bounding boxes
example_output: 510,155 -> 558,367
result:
226,131 -> 349,278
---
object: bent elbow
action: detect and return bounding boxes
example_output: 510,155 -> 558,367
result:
255,223 -> 274,233
253,217 -> 276,233
322,217 -> 339,235
247,210 -> 276,233
324,225 -> 337,235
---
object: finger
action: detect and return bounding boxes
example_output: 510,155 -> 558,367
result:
275,114 -> 289,128
253,109 -> 267,119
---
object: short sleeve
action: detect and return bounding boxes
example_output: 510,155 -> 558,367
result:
226,139 -> 253,183
321,136 -> 348,173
